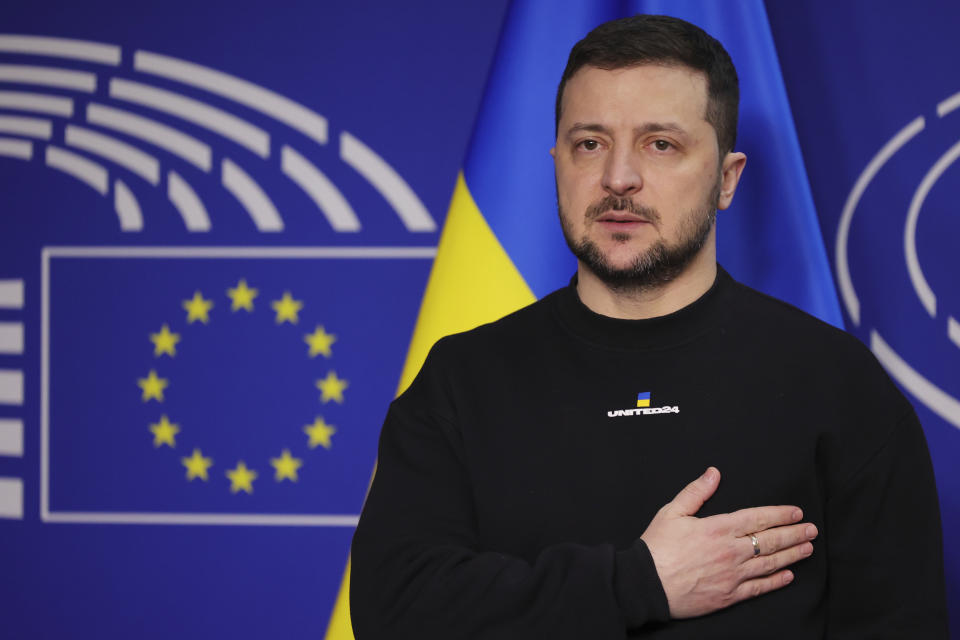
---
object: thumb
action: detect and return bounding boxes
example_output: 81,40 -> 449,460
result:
668,467 -> 720,517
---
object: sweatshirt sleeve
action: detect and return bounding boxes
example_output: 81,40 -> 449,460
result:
824,410 -> 948,638
349,344 -> 670,639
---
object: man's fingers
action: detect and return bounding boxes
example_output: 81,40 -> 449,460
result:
741,541 -> 814,580
732,570 -> 795,604
727,504 -> 803,536
666,467 -> 721,517
748,523 -> 818,559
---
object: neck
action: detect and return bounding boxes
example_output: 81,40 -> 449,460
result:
575,246 -> 718,320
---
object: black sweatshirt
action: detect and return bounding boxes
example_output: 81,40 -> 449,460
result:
351,267 -> 947,639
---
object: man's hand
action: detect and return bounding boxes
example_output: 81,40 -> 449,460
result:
640,467 -> 817,619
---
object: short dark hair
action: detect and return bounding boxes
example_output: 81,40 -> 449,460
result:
555,14 -> 739,155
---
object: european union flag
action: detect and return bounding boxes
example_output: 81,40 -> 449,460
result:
43,247 -> 427,524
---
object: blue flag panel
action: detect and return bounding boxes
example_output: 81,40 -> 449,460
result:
0,1 -> 508,637
44,250 -> 427,520
767,1 -> 960,632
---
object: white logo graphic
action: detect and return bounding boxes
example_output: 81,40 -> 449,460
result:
0,34 -> 436,233
837,90 -> 960,429
607,406 -> 680,418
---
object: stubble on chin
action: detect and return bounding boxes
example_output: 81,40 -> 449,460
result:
559,186 -> 719,295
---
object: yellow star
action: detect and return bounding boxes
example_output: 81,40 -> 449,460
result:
304,325 -> 336,358
226,461 -> 258,494
181,448 -> 213,481
183,291 -> 213,324
270,449 -> 304,482
226,279 -> 258,312
149,414 -> 180,448
304,416 -> 336,449
149,324 -> 181,357
138,369 -> 169,402
316,370 -> 348,404
271,291 -> 303,324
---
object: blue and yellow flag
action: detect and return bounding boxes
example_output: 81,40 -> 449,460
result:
325,1 -> 842,636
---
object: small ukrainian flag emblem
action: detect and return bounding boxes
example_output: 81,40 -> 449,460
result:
637,391 -> 651,408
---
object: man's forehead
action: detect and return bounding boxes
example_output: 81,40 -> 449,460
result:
559,63 -> 710,128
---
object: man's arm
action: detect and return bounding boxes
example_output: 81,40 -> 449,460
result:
350,397 -> 817,639
825,410 -> 948,637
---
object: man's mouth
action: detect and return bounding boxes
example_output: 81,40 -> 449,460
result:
597,212 -> 649,223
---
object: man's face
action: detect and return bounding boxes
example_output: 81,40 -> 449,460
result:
552,64 -> 744,290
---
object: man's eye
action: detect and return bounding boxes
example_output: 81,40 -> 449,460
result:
579,140 -> 599,151
653,139 -> 672,151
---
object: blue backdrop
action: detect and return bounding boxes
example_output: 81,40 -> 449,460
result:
1,1 -> 958,637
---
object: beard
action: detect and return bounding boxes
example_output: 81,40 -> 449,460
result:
559,182 -> 720,294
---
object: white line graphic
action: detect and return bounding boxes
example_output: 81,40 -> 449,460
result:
0,478 -> 23,519
45,512 -> 359,526
167,170 -> 211,231
0,322 -> 24,354
134,51 -> 328,145
87,103 -> 211,171
341,131 -> 435,232
282,145 -> 360,232
114,179 -> 143,231
0,64 -> 96,92
949,317 -> 960,350
41,253 -> 49,516
0,34 -> 120,65
0,280 -> 24,308
872,331 -> 960,429
0,419 -> 23,457
0,369 -> 24,405
222,158 -> 283,231
0,90 -> 73,116
0,114 -> 52,139
837,117 -> 924,326
110,78 -> 270,158
65,125 -> 160,185
45,146 -> 108,195
0,136 -> 32,159
904,137 -> 960,317
45,246 -> 437,259
937,91 -> 960,118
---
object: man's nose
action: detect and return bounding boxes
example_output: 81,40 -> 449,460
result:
601,148 -> 642,196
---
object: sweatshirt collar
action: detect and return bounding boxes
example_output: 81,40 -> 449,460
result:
551,265 -> 732,350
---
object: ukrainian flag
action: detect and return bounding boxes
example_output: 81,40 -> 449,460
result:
637,392 -> 652,408
325,1 -> 842,637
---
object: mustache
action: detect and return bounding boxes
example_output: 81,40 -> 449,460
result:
585,196 -> 661,224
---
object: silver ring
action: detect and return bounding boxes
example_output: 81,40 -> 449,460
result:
750,534 -> 760,556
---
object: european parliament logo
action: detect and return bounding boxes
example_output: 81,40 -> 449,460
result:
0,33 -> 438,525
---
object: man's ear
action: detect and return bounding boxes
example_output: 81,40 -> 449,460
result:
717,152 -> 746,210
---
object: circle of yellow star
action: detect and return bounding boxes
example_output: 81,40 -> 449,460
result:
149,324 -> 181,357
304,325 -> 336,358
226,279 -> 258,312
181,448 -> 213,481
271,291 -> 303,324
270,449 -> 304,482
226,461 -> 258,494
138,369 -> 169,402
316,370 -> 348,404
183,291 -> 213,324
304,416 -> 336,450
149,414 -> 180,448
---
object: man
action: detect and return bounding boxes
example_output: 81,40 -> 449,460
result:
350,15 -> 946,638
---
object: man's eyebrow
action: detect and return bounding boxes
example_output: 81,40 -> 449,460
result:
635,122 -> 687,136
565,122 -> 611,136
565,122 -> 689,137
